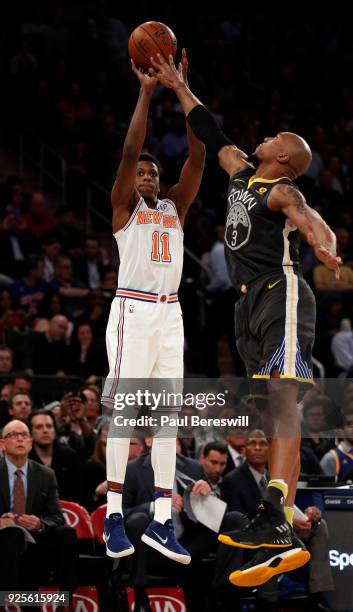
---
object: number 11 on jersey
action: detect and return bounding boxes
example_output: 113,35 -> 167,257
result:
151,231 -> 171,262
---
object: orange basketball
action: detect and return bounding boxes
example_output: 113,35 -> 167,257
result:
128,21 -> 177,71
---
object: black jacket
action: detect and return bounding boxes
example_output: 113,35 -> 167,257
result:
29,442 -> 83,502
220,462 -> 263,515
0,456 -> 65,530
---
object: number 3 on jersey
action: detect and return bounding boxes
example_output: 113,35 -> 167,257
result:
151,231 -> 171,262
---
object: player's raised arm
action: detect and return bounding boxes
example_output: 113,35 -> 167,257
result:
166,50 -> 205,224
268,183 -> 342,278
150,53 -> 252,178
111,61 -> 157,232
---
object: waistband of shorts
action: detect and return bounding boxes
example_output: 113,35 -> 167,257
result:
115,288 -> 178,303
238,268 -> 302,295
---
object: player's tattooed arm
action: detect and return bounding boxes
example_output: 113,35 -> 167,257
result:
268,183 -> 342,278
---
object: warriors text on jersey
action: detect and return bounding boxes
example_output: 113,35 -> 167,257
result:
224,168 -> 300,291
114,196 -> 184,297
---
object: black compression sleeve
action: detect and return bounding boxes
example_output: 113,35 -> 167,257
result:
187,105 -> 233,156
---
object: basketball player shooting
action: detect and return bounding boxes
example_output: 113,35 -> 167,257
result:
150,53 -> 341,586
101,51 -> 205,564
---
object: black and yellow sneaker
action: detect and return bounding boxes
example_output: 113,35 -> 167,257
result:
218,500 -> 291,549
229,528 -> 310,587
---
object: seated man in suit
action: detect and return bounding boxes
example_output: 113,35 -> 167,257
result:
0,419 -> 78,596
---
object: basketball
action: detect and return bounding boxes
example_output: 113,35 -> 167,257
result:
128,21 -> 177,71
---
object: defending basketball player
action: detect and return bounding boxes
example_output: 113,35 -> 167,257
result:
101,51 -> 205,564
150,53 -> 341,585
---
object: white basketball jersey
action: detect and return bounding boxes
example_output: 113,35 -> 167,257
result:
114,197 -> 184,293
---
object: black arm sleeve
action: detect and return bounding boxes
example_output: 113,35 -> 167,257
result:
187,105 -> 233,156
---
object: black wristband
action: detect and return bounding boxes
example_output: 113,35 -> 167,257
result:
187,105 -> 233,156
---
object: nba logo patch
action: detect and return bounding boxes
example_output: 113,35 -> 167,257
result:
129,304 -> 134,313
157,201 -> 168,212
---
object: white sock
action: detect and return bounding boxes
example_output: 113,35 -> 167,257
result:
106,436 -> 130,517
107,490 -> 123,516
151,437 -> 176,524
151,436 -> 176,524
154,495 -> 173,524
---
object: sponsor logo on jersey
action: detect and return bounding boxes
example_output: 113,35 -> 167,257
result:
256,187 -> 268,194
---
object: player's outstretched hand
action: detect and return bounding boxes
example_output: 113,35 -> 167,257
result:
180,48 -> 189,87
307,232 -> 342,279
150,53 -> 185,90
131,59 -> 158,92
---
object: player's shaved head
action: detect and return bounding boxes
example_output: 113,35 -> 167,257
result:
280,132 -> 312,177
254,131 -> 312,178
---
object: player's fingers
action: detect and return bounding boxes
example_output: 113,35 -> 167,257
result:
150,56 -> 161,69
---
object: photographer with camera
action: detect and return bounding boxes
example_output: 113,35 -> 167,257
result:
56,391 -> 96,461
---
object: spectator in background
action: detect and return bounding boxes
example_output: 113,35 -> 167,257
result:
69,322 -> 107,379
128,436 -> 146,461
28,410 -> 82,502
57,391 -> 96,460
331,318 -> 353,374
202,226 -> 244,378
321,407 -> 353,481
3,175 -> 28,216
8,392 -> 33,423
0,291 -> 21,343
200,440 -> 228,495
0,383 -> 13,402
0,214 -> 36,277
0,345 -> 13,375
313,262 -> 353,292
9,255 -> 51,316
53,207 -> 85,254
301,396 -> 335,460
21,192 -> 57,239
53,255 -> 89,320
221,431 -> 269,513
24,314 -> 70,376
40,235 -> 61,283
74,237 -> 109,290
0,383 -> 13,428
81,385 -> 101,429
222,426 -> 247,475
334,227 -> 353,265
57,81 -> 94,122
12,372 -> 32,395
82,422 -> 108,511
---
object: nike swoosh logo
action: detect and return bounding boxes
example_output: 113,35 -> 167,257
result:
153,531 -> 168,545
268,279 -> 282,290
